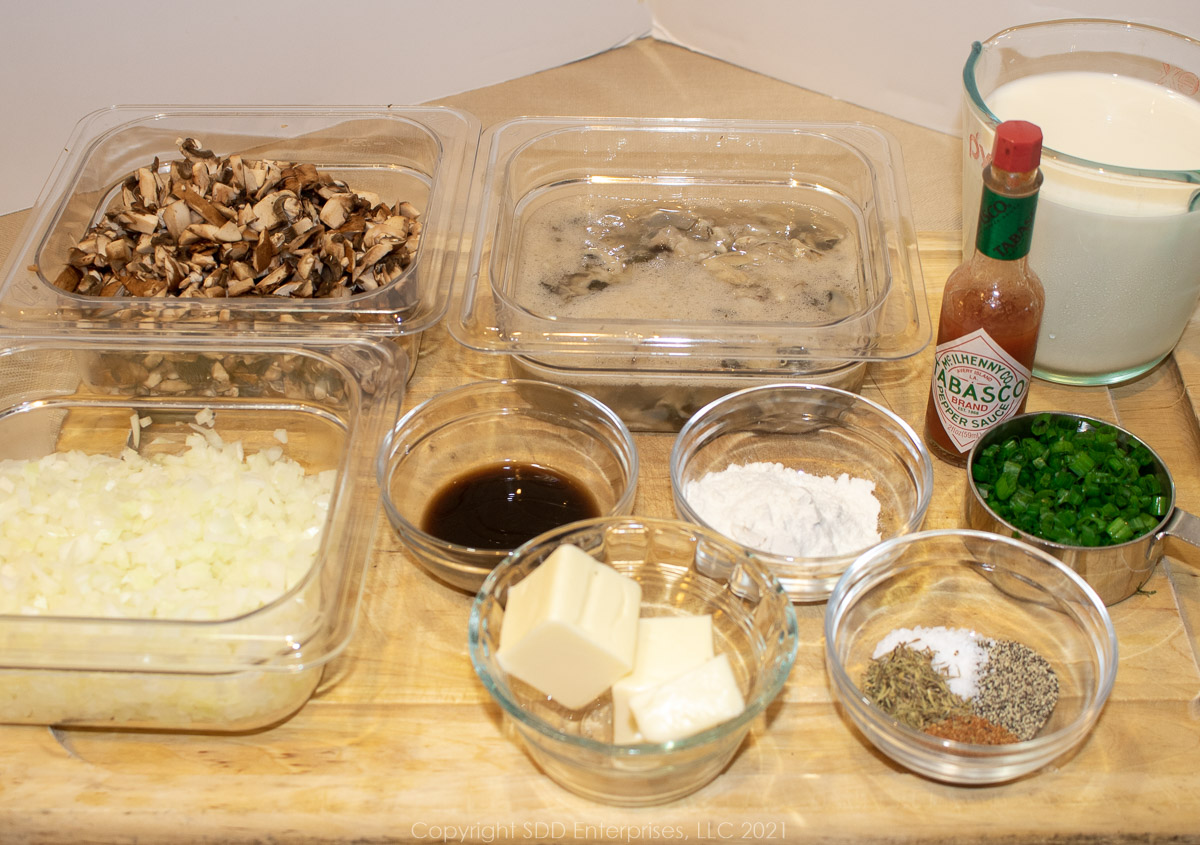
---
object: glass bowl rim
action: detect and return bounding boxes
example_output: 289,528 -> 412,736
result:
467,515 -> 800,757
823,527 -> 1119,756
669,381 -> 935,565
376,377 -> 640,557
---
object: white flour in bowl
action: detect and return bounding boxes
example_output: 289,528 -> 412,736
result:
684,461 -> 880,557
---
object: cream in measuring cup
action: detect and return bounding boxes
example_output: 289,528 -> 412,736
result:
962,20 -> 1200,386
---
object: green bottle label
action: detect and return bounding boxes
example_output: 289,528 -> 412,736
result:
975,186 -> 1038,260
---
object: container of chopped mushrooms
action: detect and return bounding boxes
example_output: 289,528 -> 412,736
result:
449,116 -> 930,430
0,105 -> 479,382
0,333 -> 403,731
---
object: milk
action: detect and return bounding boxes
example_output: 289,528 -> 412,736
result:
963,71 -> 1200,384
987,73 -> 1200,171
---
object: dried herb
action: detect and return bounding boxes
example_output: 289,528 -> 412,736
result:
862,643 -> 971,730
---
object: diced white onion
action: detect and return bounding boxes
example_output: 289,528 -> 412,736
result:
0,429 -> 333,621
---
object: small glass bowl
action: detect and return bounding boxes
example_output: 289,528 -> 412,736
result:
670,383 -> 933,601
468,516 -> 799,806
824,529 -> 1118,785
376,379 -> 638,592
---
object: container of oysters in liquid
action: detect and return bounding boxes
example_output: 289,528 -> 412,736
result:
450,117 -> 930,430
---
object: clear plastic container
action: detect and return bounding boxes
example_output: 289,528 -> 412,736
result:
0,335 -> 403,731
509,352 -> 866,432
0,105 -> 479,381
450,116 -> 928,429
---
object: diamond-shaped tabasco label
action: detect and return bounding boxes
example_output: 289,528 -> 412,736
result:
930,327 -> 1032,453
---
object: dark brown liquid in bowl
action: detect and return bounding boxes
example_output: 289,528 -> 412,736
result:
422,462 -> 601,552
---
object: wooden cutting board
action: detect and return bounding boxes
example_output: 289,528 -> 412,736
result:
2,233 -> 1200,844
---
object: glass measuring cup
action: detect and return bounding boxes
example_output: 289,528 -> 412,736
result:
963,19 -> 1200,386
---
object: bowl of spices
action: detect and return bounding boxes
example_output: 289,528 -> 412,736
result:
967,410 -> 1200,604
469,516 -> 798,805
377,379 -> 638,592
669,383 -> 934,601
825,528 -> 1117,785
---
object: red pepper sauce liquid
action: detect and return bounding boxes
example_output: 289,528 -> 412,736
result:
923,268 -> 1043,463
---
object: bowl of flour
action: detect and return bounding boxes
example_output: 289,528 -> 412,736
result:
669,384 -> 934,602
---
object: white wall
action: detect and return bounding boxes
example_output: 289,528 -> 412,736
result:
2,1 -> 1198,216
0,0 -> 652,215
649,0 -> 1200,135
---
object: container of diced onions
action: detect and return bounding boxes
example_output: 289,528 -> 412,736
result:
0,335 -> 403,731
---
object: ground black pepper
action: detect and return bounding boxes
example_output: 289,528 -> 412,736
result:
971,639 -> 1059,741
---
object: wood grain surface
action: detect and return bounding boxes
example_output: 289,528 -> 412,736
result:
2,233 -> 1200,844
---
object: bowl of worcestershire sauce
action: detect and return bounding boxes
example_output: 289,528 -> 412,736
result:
377,379 -> 639,591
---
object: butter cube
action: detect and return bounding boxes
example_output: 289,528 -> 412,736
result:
497,544 -> 641,709
629,653 -> 746,743
612,615 -> 714,744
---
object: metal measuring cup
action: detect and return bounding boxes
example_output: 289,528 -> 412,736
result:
965,411 -> 1200,605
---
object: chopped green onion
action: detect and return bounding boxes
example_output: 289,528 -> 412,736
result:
972,415 -> 1167,548
995,471 -> 1018,501
1106,517 -> 1134,543
1068,452 -> 1095,477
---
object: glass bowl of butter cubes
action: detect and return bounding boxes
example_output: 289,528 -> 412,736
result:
468,516 -> 798,806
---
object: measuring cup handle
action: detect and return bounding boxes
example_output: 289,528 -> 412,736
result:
1161,508 -> 1200,547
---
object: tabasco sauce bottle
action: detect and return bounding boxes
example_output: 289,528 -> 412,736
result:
924,120 -> 1045,465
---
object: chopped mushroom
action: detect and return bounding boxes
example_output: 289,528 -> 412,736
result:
60,138 -> 421,300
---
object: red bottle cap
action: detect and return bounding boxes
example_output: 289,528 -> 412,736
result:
991,120 -> 1043,172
